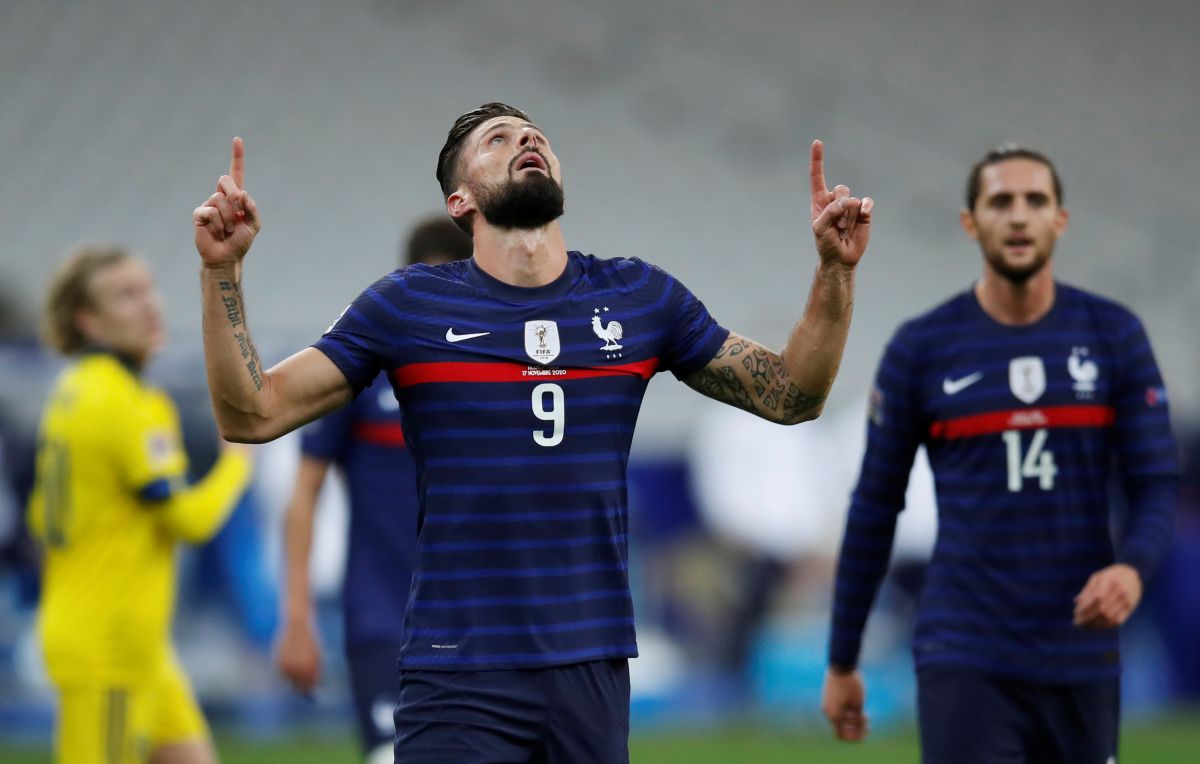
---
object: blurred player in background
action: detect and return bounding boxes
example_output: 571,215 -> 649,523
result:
193,102 -> 871,762
822,146 -> 1179,763
275,218 -> 471,764
28,247 -> 252,764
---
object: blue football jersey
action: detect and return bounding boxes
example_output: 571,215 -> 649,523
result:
314,252 -> 728,670
299,372 -> 416,650
830,284 -> 1178,684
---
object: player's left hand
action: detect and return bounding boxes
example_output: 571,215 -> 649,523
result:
193,137 -> 261,269
1073,563 -> 1143,630
810,140 -> 873,269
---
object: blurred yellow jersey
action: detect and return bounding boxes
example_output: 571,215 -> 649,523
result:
28,352 -> 250,686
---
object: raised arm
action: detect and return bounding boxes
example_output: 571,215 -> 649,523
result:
684,140 -> 872,424
193,138 -> 352,443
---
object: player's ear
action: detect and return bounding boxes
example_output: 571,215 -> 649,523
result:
1055,206 -> 1069,237
74,307 -> 100,345
446,189 -> 475,228
446,188 -> 472,220
960,209 -> 979,240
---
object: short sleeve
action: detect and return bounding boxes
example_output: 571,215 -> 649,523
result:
312,273 -> 403,395
652,266 -> 730,380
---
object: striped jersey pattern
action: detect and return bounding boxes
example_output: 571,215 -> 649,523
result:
314,252 -> 728,670
829,283 -> 1178,683
299,372 -> 418,650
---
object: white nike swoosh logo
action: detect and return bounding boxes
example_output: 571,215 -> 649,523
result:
943,371 -> 984,395
445,328 -> 491,343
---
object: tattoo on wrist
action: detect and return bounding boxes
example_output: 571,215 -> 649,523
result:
220,280 -> 263,391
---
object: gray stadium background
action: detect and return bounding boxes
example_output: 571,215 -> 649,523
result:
1,0 -> 1197,447
2,0 -> 1200,751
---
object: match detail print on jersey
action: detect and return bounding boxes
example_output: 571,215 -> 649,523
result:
929,403 -> 1116,440
392,359 -> 658,387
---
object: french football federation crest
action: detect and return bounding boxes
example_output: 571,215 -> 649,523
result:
1067,346 -> 1098,397
591,306 -> 624,352
525,320 -> 560,365
1009,356 -> 1046,404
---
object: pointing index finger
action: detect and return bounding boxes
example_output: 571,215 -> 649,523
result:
810,139 -> 827,197
229,136 -> 245,190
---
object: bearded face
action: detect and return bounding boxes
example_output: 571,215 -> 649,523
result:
965,158 -> 1067,285
472,158 -> 565,230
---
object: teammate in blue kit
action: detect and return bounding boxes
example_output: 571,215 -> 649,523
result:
821,145 -> 1178,764
274,218 -> 471,764
193,102 -> 873,762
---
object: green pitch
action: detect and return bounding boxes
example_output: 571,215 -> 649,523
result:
2,714 -> 1196,763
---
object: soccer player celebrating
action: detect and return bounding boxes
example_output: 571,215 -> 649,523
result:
29,247 -> 252,764
193,102 -> 872,762
274,218 -> 471,764
822,146 -> 1178,763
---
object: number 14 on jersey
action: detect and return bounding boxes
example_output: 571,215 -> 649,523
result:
1002,428 -> 1058,492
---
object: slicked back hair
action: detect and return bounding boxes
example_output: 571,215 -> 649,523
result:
436,102 -> 532,202
966,144 -> 1063,212
43,244 -> 131,355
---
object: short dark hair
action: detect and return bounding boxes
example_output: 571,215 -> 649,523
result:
965,144 -> 1063,211
436,102 -> 532,201
404,217 -> 473,266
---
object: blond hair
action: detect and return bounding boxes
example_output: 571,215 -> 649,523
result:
42,245 -> 131,355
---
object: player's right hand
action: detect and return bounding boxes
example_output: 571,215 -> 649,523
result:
193,137 -> 260,268
821,666 -> 869,742
276,619 -> 322,692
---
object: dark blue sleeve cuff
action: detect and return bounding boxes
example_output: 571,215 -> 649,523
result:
138,477 -> 175,503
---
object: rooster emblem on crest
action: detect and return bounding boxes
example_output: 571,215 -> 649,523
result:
591,308 -> 623,351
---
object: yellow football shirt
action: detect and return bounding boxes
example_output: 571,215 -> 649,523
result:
28,352 -> 250,686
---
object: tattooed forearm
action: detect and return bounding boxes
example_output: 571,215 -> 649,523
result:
220,280 -> 264,391
219,281 -> 242,328
685,334 -> 826,423
781,386 -> 826,422
741,347 -> 783,404
684,364 -> 757,414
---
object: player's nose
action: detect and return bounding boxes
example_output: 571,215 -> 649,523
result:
1009,199 -> 1030,224
517,128 -> 540,148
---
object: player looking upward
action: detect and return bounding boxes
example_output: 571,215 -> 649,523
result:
29,246 -> 252,764
193,102 -> 872,763
821,145 -> 1178,763
274,217 -> 472,764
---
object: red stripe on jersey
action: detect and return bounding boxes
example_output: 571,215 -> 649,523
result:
352,421 -> 406,447
929,404 -> 1116,440
393,358 -> 659,387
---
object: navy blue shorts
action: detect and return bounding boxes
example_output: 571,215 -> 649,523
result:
346,643 -> 402,754
917,667 -> 1119,764
394,659 -> 630,764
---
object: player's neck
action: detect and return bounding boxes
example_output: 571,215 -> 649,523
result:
471,222 -> 568,288
82,343 -> 148,374
975,265 -> 1055,326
